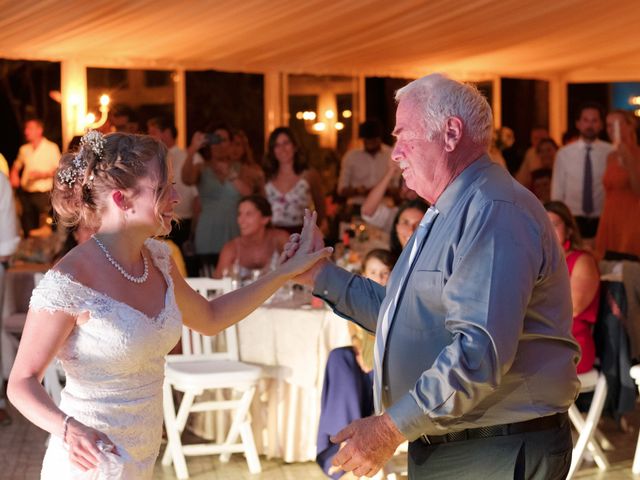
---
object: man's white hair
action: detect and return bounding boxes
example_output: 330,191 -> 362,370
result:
395,73 -> 493,148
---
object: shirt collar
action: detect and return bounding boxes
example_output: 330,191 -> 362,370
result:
434,154 -> 493,217
576,138 -> 605,149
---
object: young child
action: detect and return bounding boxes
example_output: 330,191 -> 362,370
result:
352,249 -> 396,371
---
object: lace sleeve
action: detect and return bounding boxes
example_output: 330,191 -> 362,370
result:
29,270 -> 87,316
145,238 -> 173,277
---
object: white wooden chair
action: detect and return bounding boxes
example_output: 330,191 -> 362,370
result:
1,272 -> 64,404
567,369 -> 609,478
630,365 -> 640,475
162,277 -> 263,479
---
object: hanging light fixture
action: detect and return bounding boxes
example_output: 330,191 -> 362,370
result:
83,94 -> 111,130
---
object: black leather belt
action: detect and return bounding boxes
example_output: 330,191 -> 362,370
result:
419,412 -> 568,445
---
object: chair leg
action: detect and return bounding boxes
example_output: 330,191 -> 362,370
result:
162,389 -> 196,466
586,437 -> 610,471
220,386 -> 258,467
567,375 -> 608,479
569,406 -> 610,471
240,422 -> 262,473
593,428 -> 615,451
162,383 -> 194,479
633,428 -> 640,475
215,389 -> 227,443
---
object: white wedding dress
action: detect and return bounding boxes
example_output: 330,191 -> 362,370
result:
31,239 -> 182,479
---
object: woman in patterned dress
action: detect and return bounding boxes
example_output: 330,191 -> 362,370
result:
264,127 -> 326,234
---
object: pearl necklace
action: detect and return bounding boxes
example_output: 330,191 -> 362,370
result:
92,236 -> 149,284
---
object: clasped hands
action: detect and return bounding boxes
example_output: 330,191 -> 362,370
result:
282,210 -> 406,477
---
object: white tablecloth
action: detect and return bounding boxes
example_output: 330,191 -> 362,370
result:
237,305 -> 351,462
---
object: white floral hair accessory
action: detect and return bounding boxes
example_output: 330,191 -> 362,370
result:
57,130 -> 105,188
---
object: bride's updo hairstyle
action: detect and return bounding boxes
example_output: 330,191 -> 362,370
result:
52,131 -> 168,229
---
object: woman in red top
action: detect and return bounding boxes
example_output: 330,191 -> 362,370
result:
545,201 -> 600,373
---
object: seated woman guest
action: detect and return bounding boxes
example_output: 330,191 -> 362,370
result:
316,248 -> 396,479
389,199 -> 429,259
214,195 -> 290,281
545,201 -> 600,374
595,110 -> 640,261
264,127 -> 326,234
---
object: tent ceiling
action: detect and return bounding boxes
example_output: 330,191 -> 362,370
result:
1,0 -> 639,81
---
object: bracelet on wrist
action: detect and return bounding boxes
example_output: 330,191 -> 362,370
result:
62,414 -> 73,445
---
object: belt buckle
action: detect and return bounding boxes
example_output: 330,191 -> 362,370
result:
420,434 -> 431,445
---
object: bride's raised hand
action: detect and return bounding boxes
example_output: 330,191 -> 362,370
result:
279,210 -> 332,284
280,209 -> 325,263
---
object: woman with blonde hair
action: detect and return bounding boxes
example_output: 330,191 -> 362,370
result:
595,109 -> 640,260
7,130 -> 331,479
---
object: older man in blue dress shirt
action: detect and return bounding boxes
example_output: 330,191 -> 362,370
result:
286,73 -> 580,479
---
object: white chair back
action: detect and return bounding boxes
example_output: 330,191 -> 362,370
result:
183,277 -> 238,361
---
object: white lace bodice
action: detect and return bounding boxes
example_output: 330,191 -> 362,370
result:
33,239 -> 182,479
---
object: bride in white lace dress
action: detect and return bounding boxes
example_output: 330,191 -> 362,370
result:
7,131 -> 331,479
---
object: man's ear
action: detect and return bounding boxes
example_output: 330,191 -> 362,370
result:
111,190 -> 129,211
443,117 -> 463,152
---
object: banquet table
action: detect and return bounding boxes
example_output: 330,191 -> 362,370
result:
235,296 -> 352,462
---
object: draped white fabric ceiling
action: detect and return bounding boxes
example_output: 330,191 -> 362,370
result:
1,0 -> 639,81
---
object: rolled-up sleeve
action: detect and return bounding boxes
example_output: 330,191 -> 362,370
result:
387,200 -> 542,439
313,263 -> 386,333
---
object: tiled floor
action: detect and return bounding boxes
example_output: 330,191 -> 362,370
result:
1,401 -> 639,479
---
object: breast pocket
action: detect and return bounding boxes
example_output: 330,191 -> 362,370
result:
408,270 -> 445,319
